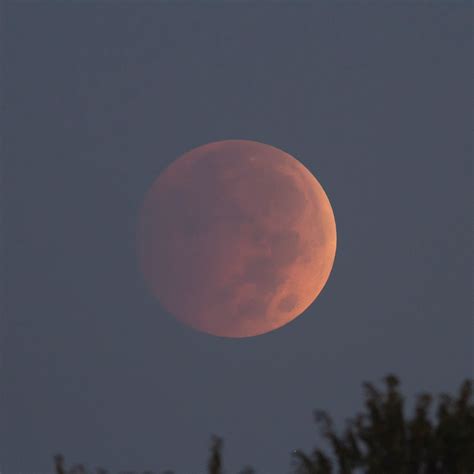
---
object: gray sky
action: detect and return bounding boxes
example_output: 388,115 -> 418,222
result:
2,2 -> 472,473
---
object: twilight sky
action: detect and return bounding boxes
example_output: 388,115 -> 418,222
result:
2,2 -> 472,473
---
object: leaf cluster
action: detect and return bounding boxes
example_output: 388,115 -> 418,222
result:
292,376 -> 474,474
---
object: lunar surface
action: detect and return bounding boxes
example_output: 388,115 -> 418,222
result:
137,140 -> 336,337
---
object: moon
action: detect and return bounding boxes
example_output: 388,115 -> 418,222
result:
137,140 -> 336,338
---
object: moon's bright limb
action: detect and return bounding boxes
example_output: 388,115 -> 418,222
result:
137,140 -> 336,337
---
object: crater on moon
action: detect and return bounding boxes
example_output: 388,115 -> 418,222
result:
277,294 -> 299,313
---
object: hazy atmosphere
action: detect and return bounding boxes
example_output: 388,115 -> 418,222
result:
2,2 -> 472,473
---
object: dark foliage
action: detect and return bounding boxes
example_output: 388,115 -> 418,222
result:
292,375 -> 474,474
208,435 -> 223,474
53,375 -> 473,474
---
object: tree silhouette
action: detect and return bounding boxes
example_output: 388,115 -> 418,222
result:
207,435 -> 256,474
208,435 -> 223,474
292,375 -> 474,474
53,375 -> 473,474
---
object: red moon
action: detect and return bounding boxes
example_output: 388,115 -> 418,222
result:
137,140 -> 336,338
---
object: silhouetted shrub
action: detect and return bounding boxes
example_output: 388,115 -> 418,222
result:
292,375 -> 474,474
54,375 -> 473,474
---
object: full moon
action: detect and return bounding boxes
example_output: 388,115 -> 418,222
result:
137,140 -> 336,338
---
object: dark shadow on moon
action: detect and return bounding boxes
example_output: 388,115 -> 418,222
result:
239,256 -> 287,297
269,230 -> 304,266
277,293 -> 299,313
236,297 -> 268,322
